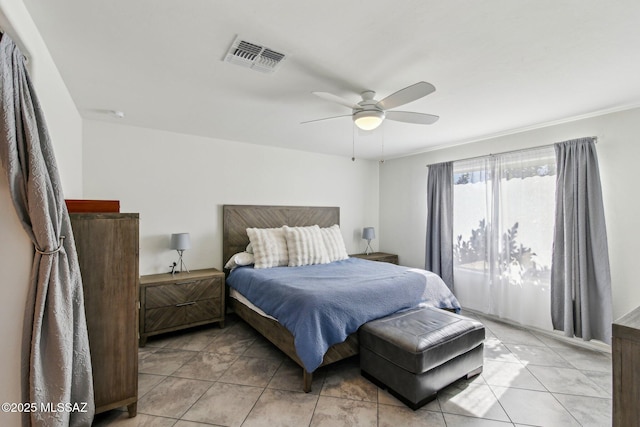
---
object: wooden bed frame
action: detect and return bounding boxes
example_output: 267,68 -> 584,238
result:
222,204 -> 359,392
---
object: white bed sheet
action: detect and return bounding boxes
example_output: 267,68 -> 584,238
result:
229,288 -> 277,321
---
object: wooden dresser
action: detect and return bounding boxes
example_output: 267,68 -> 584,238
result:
139,268 -> 225,346
350,252 -> 399,265
613,306 -> 640,426
70,213 -> 139,417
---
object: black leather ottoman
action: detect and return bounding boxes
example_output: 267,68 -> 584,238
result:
359,307 -> 485,410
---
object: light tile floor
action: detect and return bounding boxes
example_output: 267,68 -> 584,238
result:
93,311 -> 612,426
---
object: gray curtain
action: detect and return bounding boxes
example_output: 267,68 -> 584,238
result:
551,137 -> 612,344
425,162 -> 454,290
0,35 -> 94,426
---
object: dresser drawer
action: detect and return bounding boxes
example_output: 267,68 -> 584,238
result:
145,277 -> 222,309
145,298 -> 221,332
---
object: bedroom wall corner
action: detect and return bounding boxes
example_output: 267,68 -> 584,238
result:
1,0 -> 83,197
378,155 -> 430,268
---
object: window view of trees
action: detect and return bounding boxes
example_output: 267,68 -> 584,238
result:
454,220 -> 550,288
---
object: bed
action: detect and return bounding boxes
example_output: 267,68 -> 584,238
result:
222,204 -> 459,392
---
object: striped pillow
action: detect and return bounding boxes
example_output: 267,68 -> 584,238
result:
283,225 -> 330,267
320,224 -> 349,262
246,227 -> 289,269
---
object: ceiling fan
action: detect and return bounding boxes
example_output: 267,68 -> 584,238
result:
303,81 -> 439,131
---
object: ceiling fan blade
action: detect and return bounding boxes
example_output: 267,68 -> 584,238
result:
312,92 -> 359,109
385,111 -> 439,125
300,114 -> 352,125
376,82 -> 436,110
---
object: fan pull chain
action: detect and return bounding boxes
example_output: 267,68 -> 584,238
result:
352,123 -> 356,162
380,122 -> 385,164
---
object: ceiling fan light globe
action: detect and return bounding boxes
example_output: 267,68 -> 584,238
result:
353,110 -> 385,131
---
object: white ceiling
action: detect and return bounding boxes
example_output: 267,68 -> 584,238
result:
23,0 -> 640,160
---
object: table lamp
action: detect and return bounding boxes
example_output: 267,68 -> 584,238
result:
170,232 -> 191,274
362,227 -> 375,255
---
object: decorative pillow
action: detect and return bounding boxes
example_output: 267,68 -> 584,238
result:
224,251 -> 255,270
320,224 -> 349,262
246,227 -> 289,269
246,242 -> 254,254
283,225 -> 330,267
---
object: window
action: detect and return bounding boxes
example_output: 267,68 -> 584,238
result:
452,146 -> 556,330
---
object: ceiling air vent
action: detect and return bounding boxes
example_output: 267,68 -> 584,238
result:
224,36 -> 286,73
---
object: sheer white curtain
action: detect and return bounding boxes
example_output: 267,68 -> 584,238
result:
453,146 -> 556,330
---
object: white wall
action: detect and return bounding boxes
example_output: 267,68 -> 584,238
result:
82,120 -> 380,275
380,107 -> 640,321
0,1 -> 83,426
0,1 -> 83,195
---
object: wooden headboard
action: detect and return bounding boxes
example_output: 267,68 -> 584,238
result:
222,205 -> 340,265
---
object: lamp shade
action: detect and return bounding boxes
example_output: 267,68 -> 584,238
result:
170,233 -> 191,251
362,227 -> 376,240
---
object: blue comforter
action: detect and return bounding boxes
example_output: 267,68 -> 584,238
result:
226,257 -> 460,372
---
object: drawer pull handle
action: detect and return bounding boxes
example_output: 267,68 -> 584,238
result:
176,280 -> 197,285
175,301 -> 196,307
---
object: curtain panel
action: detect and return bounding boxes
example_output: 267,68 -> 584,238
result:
426,162 -> 454,290
452,147 -> 556,330
551,137 -> 612,344
0,34 -> 94,426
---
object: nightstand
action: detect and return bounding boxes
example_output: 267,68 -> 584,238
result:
350,252 -> 399,265
139,268 -> 225,346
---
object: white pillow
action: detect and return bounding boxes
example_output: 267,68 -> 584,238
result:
283,225 -> 330,267
224,251 -> 255,270
320,224 -> 349,262
246,227 -> 289,269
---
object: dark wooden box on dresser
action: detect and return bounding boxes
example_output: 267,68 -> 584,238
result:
69,213 -> 139,418
139,268 -> 225,346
